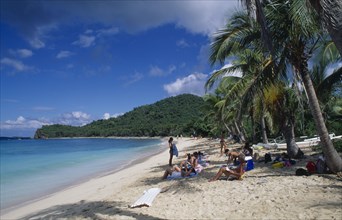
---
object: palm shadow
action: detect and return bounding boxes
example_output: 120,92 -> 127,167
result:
22,200 -> 163,220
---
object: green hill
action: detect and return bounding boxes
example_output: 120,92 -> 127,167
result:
34,94 -> 211,139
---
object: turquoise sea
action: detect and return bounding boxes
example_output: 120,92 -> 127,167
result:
0,138 -> 164,211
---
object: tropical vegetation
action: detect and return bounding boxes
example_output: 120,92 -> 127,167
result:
204,0 -> 342,172
34,94 -> 212,139
34,0 -> 342,172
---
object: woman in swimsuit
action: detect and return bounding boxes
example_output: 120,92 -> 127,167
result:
168,137 -> 174,166
209,153 -> 246,182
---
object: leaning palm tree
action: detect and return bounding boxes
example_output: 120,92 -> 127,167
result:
268,0 -> 342,172
238,0 -> 342,172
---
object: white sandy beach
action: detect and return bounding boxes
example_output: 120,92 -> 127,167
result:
1,137 -> 342,220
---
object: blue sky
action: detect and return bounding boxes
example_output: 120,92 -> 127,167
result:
1,0 -> 241,137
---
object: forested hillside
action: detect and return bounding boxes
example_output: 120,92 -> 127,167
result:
34,94 -> 211,139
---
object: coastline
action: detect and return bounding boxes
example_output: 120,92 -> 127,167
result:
1,137 -> 167,217
2,137 -> 341,219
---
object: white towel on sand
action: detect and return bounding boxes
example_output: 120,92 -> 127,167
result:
130,188 -> 161,208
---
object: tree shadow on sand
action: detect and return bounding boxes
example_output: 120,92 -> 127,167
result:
22,200 -> 163,220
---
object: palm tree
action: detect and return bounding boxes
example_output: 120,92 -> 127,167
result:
203,86 -> 232,136
264,82 -> 304,158
207,11 -> 272,144
270,0 -> 342,172
306,0 -> 342,55
239,0 -> 342,172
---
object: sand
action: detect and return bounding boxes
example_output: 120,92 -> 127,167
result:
1,137 -> 341,220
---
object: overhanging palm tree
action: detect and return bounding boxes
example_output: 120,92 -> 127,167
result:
239,0 -> 342,172
269,0 -> 342,172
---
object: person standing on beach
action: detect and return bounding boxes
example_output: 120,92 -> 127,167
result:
168,137 -> 174,166
220,131 -> 227,156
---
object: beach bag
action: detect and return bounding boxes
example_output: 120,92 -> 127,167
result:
272,162 -> 284,169
306,161 -> 316,174
316,158 -> 327,174
296,168 -> 310,176
264,153 -> 272,163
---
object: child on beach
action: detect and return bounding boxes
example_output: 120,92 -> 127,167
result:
220,131 -> 228,156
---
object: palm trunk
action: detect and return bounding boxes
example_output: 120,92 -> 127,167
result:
223,122 -> 231,133
254,0 -> 275,56
309,0 -> 342,56
282,121 -> 303,159
236,121 -> 246,142
251,115 -> 256,143
234,121 -> 243,142
260,97 -> 268,144
300,62 -> 342,173
239,121 -> 248,142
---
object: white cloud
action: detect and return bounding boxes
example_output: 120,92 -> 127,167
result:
176,39 -> 190,48
149,65 -> 176,77
163,73 -> 208,96
72,35 -> 96,48
56,50 -> 74,59
103,112 -> 123,120
29,37 -> 45,49
1,116 -> 51,130
1,111 -> 93,132
18,49 -> 33,58
149,66 -> 164,76
97,27 -> 119,36
9,49 -> 33,58
0,57 -> 31,72
1,1 -> 240,45
124,71 -> 144,86
60,111 -> 91,126
103,113 -> 111,120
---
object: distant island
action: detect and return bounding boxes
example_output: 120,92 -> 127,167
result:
34,94 -> 212,139
0,137 -> 32,140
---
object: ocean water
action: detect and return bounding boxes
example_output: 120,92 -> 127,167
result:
0,138 -> 164,211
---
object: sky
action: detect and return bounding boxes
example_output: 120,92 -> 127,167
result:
0,0 -> 243,137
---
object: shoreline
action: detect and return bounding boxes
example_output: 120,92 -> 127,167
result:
2,137 -> 341,219
1,138 -> 167,217
1,142 -> 166,215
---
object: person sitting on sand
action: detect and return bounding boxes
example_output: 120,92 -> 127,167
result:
162,163 -> 196,180
209,153 -> 246,182
192,152 -> 203,173
179,153 -> 193,173
226,150 -> 241,166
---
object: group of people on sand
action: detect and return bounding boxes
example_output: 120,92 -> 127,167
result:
162,150 -> 204,179
165,136 -> 253,182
